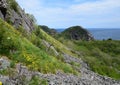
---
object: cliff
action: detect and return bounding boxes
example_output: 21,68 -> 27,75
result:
0,0 -> 35,32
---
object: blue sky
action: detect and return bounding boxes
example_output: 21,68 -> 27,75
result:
16,0 -> 120,28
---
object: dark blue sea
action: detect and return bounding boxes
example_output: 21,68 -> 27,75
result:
56,28 -> 120,40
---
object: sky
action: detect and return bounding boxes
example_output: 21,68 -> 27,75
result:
16,0 -> 120,29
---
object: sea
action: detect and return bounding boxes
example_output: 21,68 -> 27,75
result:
56,28 -> 120,40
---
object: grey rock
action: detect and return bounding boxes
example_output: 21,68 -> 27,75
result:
0,57 -> 10,70
0,0 -> 35,32
0,11 -> 4,19
42,40 -> 59,56
0,0 -> 7,19
0,58 -> 120,85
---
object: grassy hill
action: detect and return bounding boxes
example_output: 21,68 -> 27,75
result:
0,19 -> 78,74
60,39 -> 120,80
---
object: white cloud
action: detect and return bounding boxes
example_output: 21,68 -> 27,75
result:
16,0 -> 120,28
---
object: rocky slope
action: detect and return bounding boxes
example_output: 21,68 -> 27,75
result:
0,0 -> 120,85
0,0 -> 35,32
0,54 -> 120,85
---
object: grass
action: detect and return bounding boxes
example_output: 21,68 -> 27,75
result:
35,28 -> 78,57
0,19 -> 78,75
57,37 -> 120,80
71,40 -> 120,80
29,76 -> 48,85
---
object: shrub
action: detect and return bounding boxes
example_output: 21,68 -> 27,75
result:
29,76 -> 48,85
10,61 -> 15,68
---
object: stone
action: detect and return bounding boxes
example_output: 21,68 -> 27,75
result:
0,0 -> 7,19
0,11 -> 4,19
0,57 -> 10,70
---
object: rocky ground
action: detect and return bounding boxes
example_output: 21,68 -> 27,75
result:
0,55 -> 120,85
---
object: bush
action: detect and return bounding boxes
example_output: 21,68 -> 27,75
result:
10,61 -> 15,68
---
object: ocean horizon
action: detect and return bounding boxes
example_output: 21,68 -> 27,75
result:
55,28 -> 120,40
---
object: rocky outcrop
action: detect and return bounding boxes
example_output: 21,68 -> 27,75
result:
0,0 -> 35,32
42,40 -> 59,56
0,0 -> 7,19
61,26 -> 94,41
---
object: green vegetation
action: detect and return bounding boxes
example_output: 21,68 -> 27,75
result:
0,69 -> 9,75
62,40 -> 120,80
38,25 -> 51,34
34,27 -> 77,57
7,0 -> 19,12
29,76 -> 48,85
0,19 -> 78,75
38,25 -> 58,37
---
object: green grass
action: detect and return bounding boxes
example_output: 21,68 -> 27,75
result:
72,40 -> 120,80
34,28 -> 78,57
58,38 -> 120,80
29,76 -> 48,85
0,19 -> 78,75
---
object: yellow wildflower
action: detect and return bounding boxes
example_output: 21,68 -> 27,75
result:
0,81 -> 2,85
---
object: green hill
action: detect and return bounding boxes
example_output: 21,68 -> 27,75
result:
0,19 -> 78,74
60,39 -> 120,79
58,26 -> 94,41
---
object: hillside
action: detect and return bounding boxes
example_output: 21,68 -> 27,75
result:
0,0 -> 120,85
39,25 -> 58,37
60,39 -> 120,79
59,26 -> 94,41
